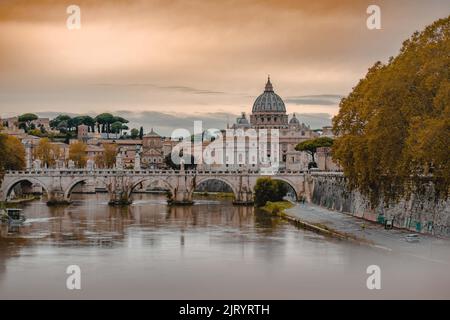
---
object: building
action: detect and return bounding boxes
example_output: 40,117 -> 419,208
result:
141,129 -> 165,168
249,77 -> 289,129
217,77 -> 319,171
77,124 -> 89,142
321,126 -> 334,138
1,116 -> 51,131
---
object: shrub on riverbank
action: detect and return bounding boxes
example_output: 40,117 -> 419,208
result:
254,177 -> 288,207
261,201 -> 294,216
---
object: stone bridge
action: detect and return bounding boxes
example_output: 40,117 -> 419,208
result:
1,169 -> 311,206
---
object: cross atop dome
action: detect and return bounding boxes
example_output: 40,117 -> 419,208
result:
264,75 -> 273,92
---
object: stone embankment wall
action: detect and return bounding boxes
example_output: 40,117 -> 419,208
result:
309,173 -> 450,237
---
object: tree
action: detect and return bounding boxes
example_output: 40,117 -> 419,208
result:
50,114 -> 71,129
113,116 -> 129,125
95,143 -> 117,168
130,128 -> 139,139
57,120 -> 69,133
332,16 -> 450,206
295,137 -> 334,164
111,121 -> 124,134
0,134 -> 26,174
18,113 -> 38,132
103,143 -> 118,168
34,138 -> 61,168
139,126 -> 144,139
69,141 -> 87,168
254,177 -> 288,207
71,116 -> 85,133
82,116 -> 96,132
95,113 -> 115,138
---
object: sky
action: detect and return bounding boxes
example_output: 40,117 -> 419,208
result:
0,0 -> 449,135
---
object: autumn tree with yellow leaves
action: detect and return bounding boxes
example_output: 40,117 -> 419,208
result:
34,138 -> 61,168
0,134 -> 26,173
95,143 -> 117,168
332,16 -> 449,206
69,141 -> 87,168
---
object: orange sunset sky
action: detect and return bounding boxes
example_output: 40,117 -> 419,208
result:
0,0 -> 449,134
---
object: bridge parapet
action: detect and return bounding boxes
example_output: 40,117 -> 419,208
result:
5,169 -> 308,176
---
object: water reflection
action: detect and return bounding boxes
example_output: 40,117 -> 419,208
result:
0,193 -> 449,299
0,194 -> 278,249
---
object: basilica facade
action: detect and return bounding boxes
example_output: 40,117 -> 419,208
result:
195,77 -> 319,171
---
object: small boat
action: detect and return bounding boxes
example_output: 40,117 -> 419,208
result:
0,208 -> 27,225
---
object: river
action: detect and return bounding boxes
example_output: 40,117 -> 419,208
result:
0,193 -> 449,299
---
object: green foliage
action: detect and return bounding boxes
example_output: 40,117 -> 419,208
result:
17,113 -> 38,132
27,129 -> 41,137
18,113 -> 38,123
254,177 -> 288,207
48,114 -> 129,137
261,201 -> 294,215
111,121 -> 124,133
113,116 -> 129,124
130,128 -> 139,139
50,115 -> 71,129
295,137 -> 334,163
95,113 -> 115,137
332,16 -> 450,206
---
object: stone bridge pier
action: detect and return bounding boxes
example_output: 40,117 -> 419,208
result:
107,174 -> 134,205
233,175 -> 254,205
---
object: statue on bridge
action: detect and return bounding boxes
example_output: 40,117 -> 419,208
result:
134,146 -> 141,171
116,151 -> 124,170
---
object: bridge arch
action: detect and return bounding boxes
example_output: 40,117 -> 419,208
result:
128,178 -> 175,198
259,177 -> 300,201
194,177 -> 238,200
2,177 -> 50,201
64,178 -> 90,200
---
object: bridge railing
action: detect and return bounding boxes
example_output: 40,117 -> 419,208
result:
3,168 -> 325,176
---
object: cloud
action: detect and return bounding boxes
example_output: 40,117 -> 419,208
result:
94,83 -> 227,95
293,113 -> 332,129
1,0 -> 448,121
36,110 -> 234,136
285,94 -> 343,106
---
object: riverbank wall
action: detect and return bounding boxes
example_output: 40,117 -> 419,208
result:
309,173 -> 450,237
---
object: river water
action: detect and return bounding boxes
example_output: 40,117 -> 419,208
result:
0,193 -> 449,299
